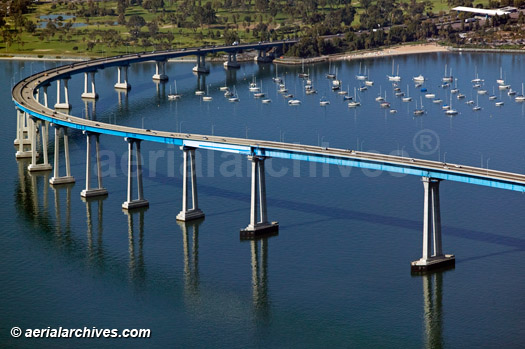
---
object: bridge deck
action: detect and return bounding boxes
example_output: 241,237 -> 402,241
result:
12,46 -> 525,193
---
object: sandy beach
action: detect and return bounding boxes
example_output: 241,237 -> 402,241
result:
340,43 -> 450,60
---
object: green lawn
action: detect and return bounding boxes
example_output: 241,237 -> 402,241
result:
0,0 -> 491,57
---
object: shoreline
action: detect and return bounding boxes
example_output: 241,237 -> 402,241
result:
2,43 -> 524,64
273,43 -> 452,65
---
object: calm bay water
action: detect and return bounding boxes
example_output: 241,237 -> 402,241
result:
1,52 -> 525,347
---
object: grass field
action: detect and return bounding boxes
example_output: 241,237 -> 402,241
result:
0,0 -> 490,57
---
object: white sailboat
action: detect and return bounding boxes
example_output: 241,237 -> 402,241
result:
442,64 -> 453,82
488,86 -> 497,100
273,65 -> 282,83
337,83 -> 348,95
387,61 -> 401,81
356,62 -> 367,80
168,80 -> 182,100
254,81 -> 265,98
326,61 -> 336,79
471,66 -> 484,83
298,60 -> 308,78
228,86 -> 239,102
320,96 -> 330,106
348,88 -> 360,107
445,94 -> 458,115
497,67 -> 505,85
380,91 -> 390,108
375,85 -> 384,102
402,85 -> 412,102
515,83 -> 525,102
249,77 -> 260,92
473,94 -> 481,111
202,84 -> 213,101
451,78 -> 459,94
413,98 -> 424,115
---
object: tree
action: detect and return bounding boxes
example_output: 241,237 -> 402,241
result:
24,20 -> 36,34
127,15 -> 146,39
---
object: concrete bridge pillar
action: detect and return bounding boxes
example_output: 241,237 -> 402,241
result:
122,138 -> 149,210
80,132 -> 108,198
115,65 -> 131,90
153,60 -> 168,81
411,177 -> 455,273
42,83 -> 49,107
15,110 -> 36,158
192,55 -> 210,74
49,126 -> 75,185
241,156 -> 278,238
177,146 -> 205,221
254,49 -> 273,63
14,108 -> 31,147
27,116 -> 52,172
54,77 -> 72,110
223,52 -> 240,69
81,71 -> 99,99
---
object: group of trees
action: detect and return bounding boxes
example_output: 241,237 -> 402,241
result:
0,0 -> 523,56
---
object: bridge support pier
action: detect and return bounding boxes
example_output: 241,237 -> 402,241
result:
54,77 -> 72,110
254,49 -> 273,63
177,147 -> 205,221
241,156 -> 278,238
81,132 -> 108,198
122,138 -> 149,210
152,60 -> 168,81
223,52 -> 240,69
81,71 -> 99,99
411,177 -> 455,273
14,108 -> 31,149
49,126 -> 75,185
193,55 -> 210,74
115,65 -> 131,90
27,116 -> 52,172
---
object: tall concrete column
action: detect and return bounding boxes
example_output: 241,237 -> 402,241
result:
223,52 -> 240,69
54,78 -> 72,110
176,147 -> 204,221
81,132 -> 108,198
193,55 -> 210,74
241,156 -> 278,238
28,117 -> 52,172
153,60 -> 168,81
16,111 -> 35,158
115,65 -> 131,90
14,108 -> 31,147
411,177 -> 454,273
122,138 -> 149,210
82,71 -> 99,99
49,126 -> 75,185
43,84 -> 49,107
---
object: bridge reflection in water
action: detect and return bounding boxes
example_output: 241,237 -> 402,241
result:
15,165 -> 272,317
15,164 -> 451,343
421,271 -> 445,349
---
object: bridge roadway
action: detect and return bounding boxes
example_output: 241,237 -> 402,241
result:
18,40 -> 297,82
11,49 -> 525,192
12,46 -> 525,271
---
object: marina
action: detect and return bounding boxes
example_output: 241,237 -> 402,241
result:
3,50 -> 525,347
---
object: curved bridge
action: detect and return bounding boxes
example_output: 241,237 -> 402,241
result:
11,44 -> 525,272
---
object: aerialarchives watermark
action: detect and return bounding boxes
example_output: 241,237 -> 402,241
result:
412,129 -> 440,156
77,130 -> 441,180
10,326 -> 151,339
